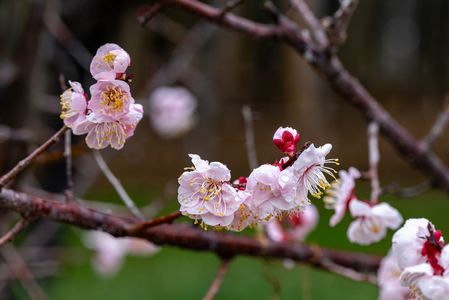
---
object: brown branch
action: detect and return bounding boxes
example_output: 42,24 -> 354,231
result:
218,0 -> 244,18
0,219 -> 30,246
290,0 -> 328,48
203,259 -> 231,300
322,0 -> 358,49
0,188 -> 381,274
150,0 -> 449,193
129,211 -> 182,233
0,126 -> 68,187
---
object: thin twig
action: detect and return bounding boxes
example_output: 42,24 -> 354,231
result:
290,0 -> 328,48
368,122 -> 380,203
92,151 -> 145,220
382,180 -> 431,198
320,257 -> 377,284
130,211 -> 182,233
1,244 -> 48,300
322,0 -> 359,49
138,2 -> 165,27
0,126 -> 68,187
44,9 -> 92,70
63,130 -> 74,202
422,98 -> 449,149
241,105 -> 258,170
203,259 -> 231,300
0,219 -> 30,247
218,0 -> 244,18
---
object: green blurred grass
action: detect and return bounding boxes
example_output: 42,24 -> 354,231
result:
12,187 -> 449,300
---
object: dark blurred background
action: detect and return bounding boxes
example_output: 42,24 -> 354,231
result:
0,0 -> 449,299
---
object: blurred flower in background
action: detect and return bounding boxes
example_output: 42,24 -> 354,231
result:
148,86 -> 198,139
265,204 -> 318,243
83,231 -> 159,277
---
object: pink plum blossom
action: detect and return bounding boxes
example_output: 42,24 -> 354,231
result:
88,80 -> 134,120
90,43 -> 131,81
347,199 -> 402,245
245,164 -> 296,221
149,86 -> 197,138
377,250 -> 411,300
83,231 -> 158,277
265,204 -> 318,242
60,44 -> 142,150
59,81 -> 87,127
73,103 -> 143,150
273,127 -> 300,154
323,167 -> 360,227
178,154 -> 250,228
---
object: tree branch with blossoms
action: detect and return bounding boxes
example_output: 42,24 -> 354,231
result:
0,5 -> 448,295
145,0 -> 449,194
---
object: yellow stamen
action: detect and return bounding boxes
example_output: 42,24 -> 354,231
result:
103,52 -> 116,65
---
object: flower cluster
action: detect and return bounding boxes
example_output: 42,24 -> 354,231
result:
324,167 -> 403,245
177,127 -> 338,231
60,43 -> 143,150
148,86 -> 197,138
392,218 -> 449,300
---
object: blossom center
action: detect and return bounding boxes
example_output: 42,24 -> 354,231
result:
59,91 -> 72,119
103,52 -> 116,66
101,87 -> 126,113
200,179 -> 222,202
420,228 -> 445,275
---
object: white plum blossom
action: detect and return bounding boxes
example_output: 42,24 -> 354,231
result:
323,167 -> 360,226
272,127 -> 300,154
419,276 -> 449,300
391,218 -> 449,300
178,154 -> 250,228
392,218 -> 443,270
282,143 -> 337,203
90,43 -> 131,80
83,231 -> 158,277
347,199 -> 403,245
265,204 -> 318,242
377,250 -> 411,300
60,81 -> 87,127
149,86 -> 197,138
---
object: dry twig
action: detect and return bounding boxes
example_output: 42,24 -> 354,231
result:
242,105 -> 258,170
203,259 -> 231,300
0,219 -> 30,247
0,126 -> 68,187
92,151 -> 145,219
368,122 -> 380,203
